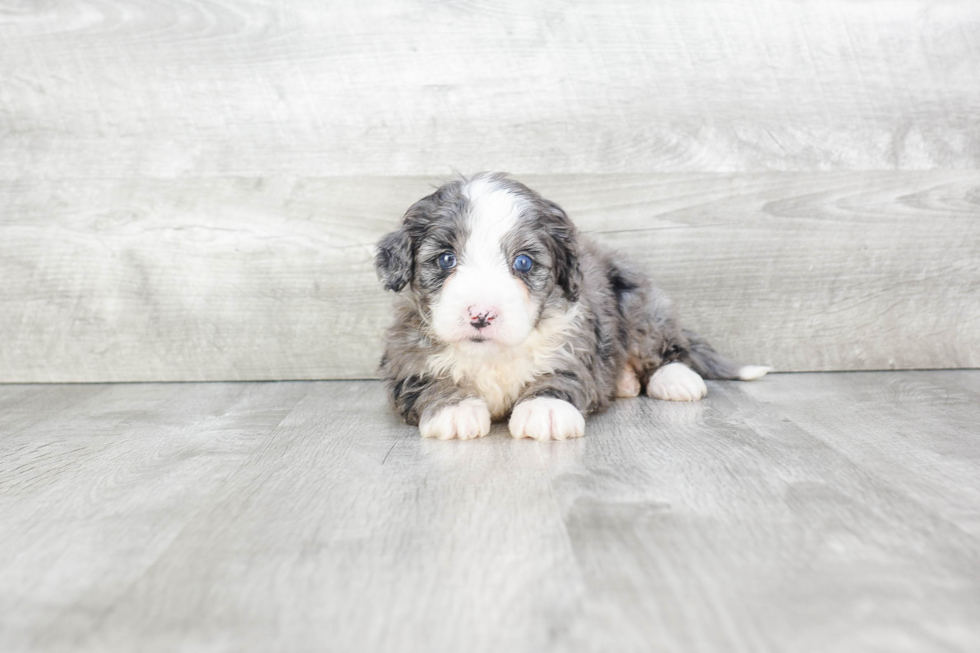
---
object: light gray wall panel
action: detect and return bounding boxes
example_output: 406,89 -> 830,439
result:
2,1 -> 978,381
2,173 -> 976,382
1,0 -> 978,177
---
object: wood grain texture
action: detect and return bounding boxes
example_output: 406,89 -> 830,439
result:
735,372 -> 980,536
552,372 -> 980,652
1,0 -> 978,177
2,172 -> 977,382
1,373 -> 978,652
0,381 -> 311,652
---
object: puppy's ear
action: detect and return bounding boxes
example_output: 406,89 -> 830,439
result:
554,231 -> 582,303
542,200 -> 583,303
375,227 -> 413,292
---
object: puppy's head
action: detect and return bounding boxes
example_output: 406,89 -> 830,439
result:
376,173 -> 581,349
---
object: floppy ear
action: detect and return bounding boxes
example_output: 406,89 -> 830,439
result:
542,200 -> 582,302
375,227 -> 413,292
553,230 -> 582,302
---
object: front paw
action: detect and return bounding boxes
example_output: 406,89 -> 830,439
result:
509,397 -> 585,441
646,362 -> 707,401
615,365 -> 641,398
419,398 -> 491,440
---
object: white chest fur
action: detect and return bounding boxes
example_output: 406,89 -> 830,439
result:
425,305 -> 582,419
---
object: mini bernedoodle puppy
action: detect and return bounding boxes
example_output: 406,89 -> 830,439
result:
375,173 -> 770,441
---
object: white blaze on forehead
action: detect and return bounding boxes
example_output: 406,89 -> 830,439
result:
428,176 -> 535,349
462,177 -> 525,266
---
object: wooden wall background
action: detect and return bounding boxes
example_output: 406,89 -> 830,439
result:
1,0 -> 978,382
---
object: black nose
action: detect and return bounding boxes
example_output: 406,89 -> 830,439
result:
470,314 -> 491,330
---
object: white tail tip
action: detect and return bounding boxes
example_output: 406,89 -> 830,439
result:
738,365 -> 772,381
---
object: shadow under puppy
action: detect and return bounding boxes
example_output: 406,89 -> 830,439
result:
375,173 -> 770,441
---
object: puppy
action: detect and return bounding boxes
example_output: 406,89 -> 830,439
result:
375,173 -> 770,441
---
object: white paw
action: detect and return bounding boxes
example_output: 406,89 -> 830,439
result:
615,366 -> 641,398
738,365 -> 772,381
646,362 -> 707,401
509,397 -> 585,441
419,398 -> 491,440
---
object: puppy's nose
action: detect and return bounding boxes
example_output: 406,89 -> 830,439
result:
468,305 -> 498,330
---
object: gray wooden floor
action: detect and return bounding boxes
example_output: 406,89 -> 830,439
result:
1,372 -> 979,653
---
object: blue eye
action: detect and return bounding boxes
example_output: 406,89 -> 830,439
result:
437,252 -> 457,270
513,254 -> 533,273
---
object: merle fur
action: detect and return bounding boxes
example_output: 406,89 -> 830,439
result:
375,173 -> 744,426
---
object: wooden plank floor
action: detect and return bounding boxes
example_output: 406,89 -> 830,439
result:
1,372 -> 978,653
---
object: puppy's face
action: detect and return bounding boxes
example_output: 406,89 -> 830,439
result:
376,174 -> 581,351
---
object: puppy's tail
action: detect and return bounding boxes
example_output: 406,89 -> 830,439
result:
682,329 -> 772,381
